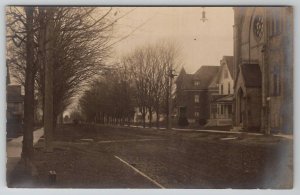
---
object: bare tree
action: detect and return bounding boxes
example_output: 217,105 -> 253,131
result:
125,48 -> 151,128
7,6 -> 117,127
43,8 -> 55,151
123,41 -> 180,128
157,41 -> 180,129
40,7 -> 116,129
6,6 -> 119,155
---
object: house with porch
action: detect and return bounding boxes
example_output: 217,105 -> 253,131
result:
207,56 -> 234,126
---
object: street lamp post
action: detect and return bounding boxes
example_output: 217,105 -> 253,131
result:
200,7 -> 208,22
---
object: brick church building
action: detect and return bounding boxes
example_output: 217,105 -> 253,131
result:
232,7 -> 293,133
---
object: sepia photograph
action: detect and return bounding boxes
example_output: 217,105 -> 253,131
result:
5,6 -> 293,189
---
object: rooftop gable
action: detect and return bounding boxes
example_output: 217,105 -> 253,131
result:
223,56 -> 234,78
178,65 -> 219,90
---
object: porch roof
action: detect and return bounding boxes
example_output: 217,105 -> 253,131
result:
215,94 -> 234,102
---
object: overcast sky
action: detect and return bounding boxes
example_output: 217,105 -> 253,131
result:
112,7 -> 234,74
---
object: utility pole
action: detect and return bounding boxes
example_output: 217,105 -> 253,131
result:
44,8 -> 54,152
167,68 -> 177,130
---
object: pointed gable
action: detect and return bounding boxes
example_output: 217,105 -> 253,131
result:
176,67 -> 187,84
223,56 -> 234,78
176,65 -> 219,90
190,65 -> 219,89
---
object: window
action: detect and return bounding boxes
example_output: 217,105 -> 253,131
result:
224,70 -> 228,79
228,83 -> 231,94
194,81 -> 200,86
194,95 -> 199,103
195,112 -> 199,117
272,65 -> 281,96
253,15 -> 264,40
220,84 -> 224,95
220,105 -> 224,115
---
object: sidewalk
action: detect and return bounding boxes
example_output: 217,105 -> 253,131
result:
6,128 -> 44,176
130,125 -> 293,140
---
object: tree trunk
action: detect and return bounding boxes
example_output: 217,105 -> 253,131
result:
142,107 -> 146,128
155,107 -> 160,129
44,9 -> 55,152
38,7 -> 46,127
22,6 -> 35,162
148,107 -> 153,128
165,85 -> 170,129
53,113 -> 58,132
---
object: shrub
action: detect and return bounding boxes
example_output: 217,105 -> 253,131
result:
73,119 -> 79,125
198,118 -> 206,126
178,116 -> 189,127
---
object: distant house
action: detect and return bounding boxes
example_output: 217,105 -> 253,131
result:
7,85 -> 24,124
207,56 -> 234,126
7,84 -> 24,137
175,66 -> 219,125
6,62 -> 24,137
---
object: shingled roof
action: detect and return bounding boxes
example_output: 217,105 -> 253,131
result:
240,64 -> 262,88
223,56 -> 234,78
176,66 -> 219,90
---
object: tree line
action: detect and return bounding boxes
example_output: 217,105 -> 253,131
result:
6,6 -> 180,164
79,41 -> 180,128
6,6 -> 117,161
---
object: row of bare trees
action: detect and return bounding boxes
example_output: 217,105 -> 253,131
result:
6,6 -> 116,161
79,41 -> 180,128
79,66 -> 135,124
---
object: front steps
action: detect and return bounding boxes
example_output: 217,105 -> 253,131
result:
231,126 -> 243,132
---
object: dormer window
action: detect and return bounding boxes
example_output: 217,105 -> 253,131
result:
194,81 -> 200,86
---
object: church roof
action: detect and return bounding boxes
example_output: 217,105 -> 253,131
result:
240,64 -> 262,88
